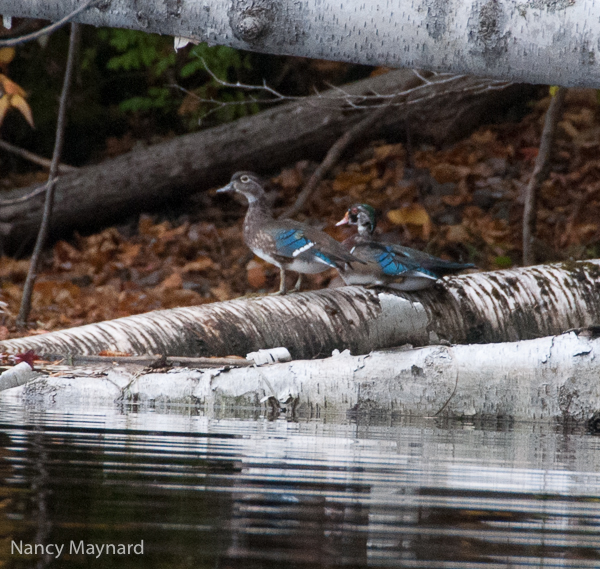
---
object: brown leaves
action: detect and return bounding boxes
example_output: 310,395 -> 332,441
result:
0,73 -> 34,128
246,259 -> 267,289
387,204 -> 432,240
3,86 -> 600,339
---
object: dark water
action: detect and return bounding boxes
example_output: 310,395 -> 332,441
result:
0,402 -> 599,568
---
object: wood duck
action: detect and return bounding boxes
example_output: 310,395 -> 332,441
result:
217,172 -> 362,295
336,203 -> 475,291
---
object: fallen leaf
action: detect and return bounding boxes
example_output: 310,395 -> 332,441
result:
387,204 -> 431,226
519,147 -> 539,161
558,120 -> 579,139
182,257 -> 213,272
161,272 -> 182,289
247,259 -> 267,289
14,349 -> 39,367
98,350 -> 132,357
0,95 -> 9,127
0,75 -> 33,128
274,167 -> 303,190
210,283 -> 232,301
0,47 -> 15,66
332,172 -> 374,192
445,225 -> 471,243
0,74 -> 25,97
373,143 -> 405,161
10,94 -> 34,128
441,195 -> 468,207
118,243 -> 142,266
430,163 -> 471,184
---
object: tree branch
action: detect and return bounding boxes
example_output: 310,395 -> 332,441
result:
522,87 -> 567,266
0,0 -> 597,86
16,23 -> 80,327
3,261 -> 600,360
280,97 -> 397,219
0,0 -> 98,47
0,139 -> 77,173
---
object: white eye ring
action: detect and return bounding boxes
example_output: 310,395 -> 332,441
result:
240,175 -> 250,183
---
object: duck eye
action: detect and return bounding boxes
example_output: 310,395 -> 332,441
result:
240,175 -> 250,183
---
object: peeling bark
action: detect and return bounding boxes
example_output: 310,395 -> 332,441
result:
5,330 -> 600,422
1,260 -> 599,360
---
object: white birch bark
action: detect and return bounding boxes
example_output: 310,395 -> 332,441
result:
1,260 -> 599,360
2,0 -> 599,87
5,330 -> 600,422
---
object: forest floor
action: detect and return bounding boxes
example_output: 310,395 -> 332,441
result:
1,88 -> 599,339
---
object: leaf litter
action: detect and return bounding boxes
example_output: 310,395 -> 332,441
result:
1,88 -> 600,339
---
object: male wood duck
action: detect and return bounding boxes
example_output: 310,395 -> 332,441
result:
336,203 -> 475,291
217,172 -> 362,295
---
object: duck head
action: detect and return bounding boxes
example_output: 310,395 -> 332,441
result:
336,203 -> 376,236
216,171 -> 266,204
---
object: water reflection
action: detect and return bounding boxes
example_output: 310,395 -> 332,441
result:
0,403 -> 598,568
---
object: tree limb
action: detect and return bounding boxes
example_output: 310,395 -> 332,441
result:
2,261 -> 600,360
5,329 -> 600,422
0,71 -> 525,252
522,87 -> 567,266
280,97 -> 396,219
0,139 -> 77,174
0,0 -> 99,47
16,23 -> 80,327
0,0 -> 598,87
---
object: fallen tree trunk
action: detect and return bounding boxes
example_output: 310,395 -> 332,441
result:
4,330 -> 600,422
4,0 -> 600,88
1,260 -> 599,360
0,71 -> 527,252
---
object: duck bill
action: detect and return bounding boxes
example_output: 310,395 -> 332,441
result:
335,212 -> 350,226
216,182 -> 234,193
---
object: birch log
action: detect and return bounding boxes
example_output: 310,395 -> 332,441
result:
5,330 -> 600,422
2,0 -> 600,87
1,260 -> 599,360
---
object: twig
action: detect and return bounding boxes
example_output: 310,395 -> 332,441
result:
0,182 -> 49,206
17,24 -> 81,328
36,354 -> 253,369
522,87 -> 567,266
174,64 -> 510,118
0,139 -> 77,173
0,0 -> 99,47
280,97 -> 397,219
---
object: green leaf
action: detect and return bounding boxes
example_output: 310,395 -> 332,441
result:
494,256 -> 513,268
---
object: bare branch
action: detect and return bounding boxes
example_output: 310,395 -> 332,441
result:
280,97 -> 398,219
522,87 -> 567,266
17,23 -> 81,327
176,63 -> 511,124
0,139 -> 77,173
0,182 -> 49,206
0,0 -> 99,47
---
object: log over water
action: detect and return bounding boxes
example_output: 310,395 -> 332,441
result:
3,330 -> 600,422
1,260 -> 599,360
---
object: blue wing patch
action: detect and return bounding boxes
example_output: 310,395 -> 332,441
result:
314,250 -> 334,266
377,247 -> 436,277
274,229 -> 335,266
275,229 -> 314,257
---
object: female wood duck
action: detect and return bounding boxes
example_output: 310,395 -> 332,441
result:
336,203 -> 475,291
217,172 -> 361,295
